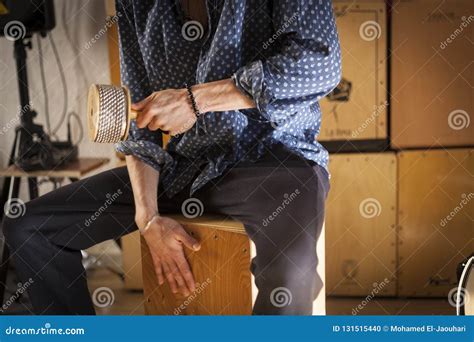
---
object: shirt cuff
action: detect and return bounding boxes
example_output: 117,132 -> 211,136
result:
232,60 -> 271,122
115,140 -> 173,172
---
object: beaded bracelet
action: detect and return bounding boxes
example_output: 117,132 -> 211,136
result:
184,83 -> 201,118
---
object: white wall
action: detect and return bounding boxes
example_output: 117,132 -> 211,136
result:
0,0 -> 116,197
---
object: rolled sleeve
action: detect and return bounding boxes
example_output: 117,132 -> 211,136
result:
115,122 -> 173,172
232,0 -> 342,122
114,0 -> 169,171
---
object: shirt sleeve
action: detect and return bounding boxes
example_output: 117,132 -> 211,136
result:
114,0 -> 170,171
232,0 -> 342,122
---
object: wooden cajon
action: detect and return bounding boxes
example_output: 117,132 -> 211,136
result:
141,215 -> 252,315
141,215 -> 327,315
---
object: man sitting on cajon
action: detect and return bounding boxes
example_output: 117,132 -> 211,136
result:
3,0 -> 341,315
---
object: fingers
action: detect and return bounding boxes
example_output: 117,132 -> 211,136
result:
151,255 -> 164,285
175,254 -> 195,292
131,94 -> 153,111
136,104 -> 159,129
160,253 -> 194,296
162,258 -> 190,297
165,259 -> 190,296
162,261 -> 179,294
175,230 -> 201,251
148,117 -> 168,131
137,104 -> 171,131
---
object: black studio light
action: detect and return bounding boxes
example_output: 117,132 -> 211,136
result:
0,0 -> 77,171
0,0 -> 55,36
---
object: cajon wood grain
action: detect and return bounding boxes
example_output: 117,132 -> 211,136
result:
122,230 -> 143,290
391,0 -> 474,148
325,153 -> 397,296
319,0 -> 387,142
398,149 -> 474,297
142,216 -> 252,315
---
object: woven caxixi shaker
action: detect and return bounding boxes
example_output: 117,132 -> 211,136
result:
87,84 -> 140,143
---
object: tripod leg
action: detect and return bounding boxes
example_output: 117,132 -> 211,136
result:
28,178 -> 38,200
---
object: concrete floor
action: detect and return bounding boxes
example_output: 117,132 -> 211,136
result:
2,263 -> 456,315
87,268 -> 456,316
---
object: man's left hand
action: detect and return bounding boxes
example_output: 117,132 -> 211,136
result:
132,89 -> 196,135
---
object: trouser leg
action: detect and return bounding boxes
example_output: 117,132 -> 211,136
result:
195,147 -> 330,315
3,147 -> 329,315
2,167 -> 141,314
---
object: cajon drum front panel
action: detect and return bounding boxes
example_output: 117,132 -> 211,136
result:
142,221 -> 252,315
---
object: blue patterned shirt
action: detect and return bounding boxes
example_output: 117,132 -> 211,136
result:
115,0 -> 341,198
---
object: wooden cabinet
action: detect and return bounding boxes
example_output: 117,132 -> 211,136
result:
325,153 -> 397,296
398,149 -> 474,296
320,0 -> 387,144
391,0 -> 474,148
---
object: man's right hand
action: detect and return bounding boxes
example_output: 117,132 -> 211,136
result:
138,215 -> 201,297
125,156 -> 200,296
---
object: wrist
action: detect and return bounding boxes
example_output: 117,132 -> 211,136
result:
192,78 -> 255,113
192,79 -> 229,113
139,214 -> 161,235
135,210 -> 159,231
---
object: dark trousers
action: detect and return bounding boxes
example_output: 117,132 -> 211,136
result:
2,146 -> 329,315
